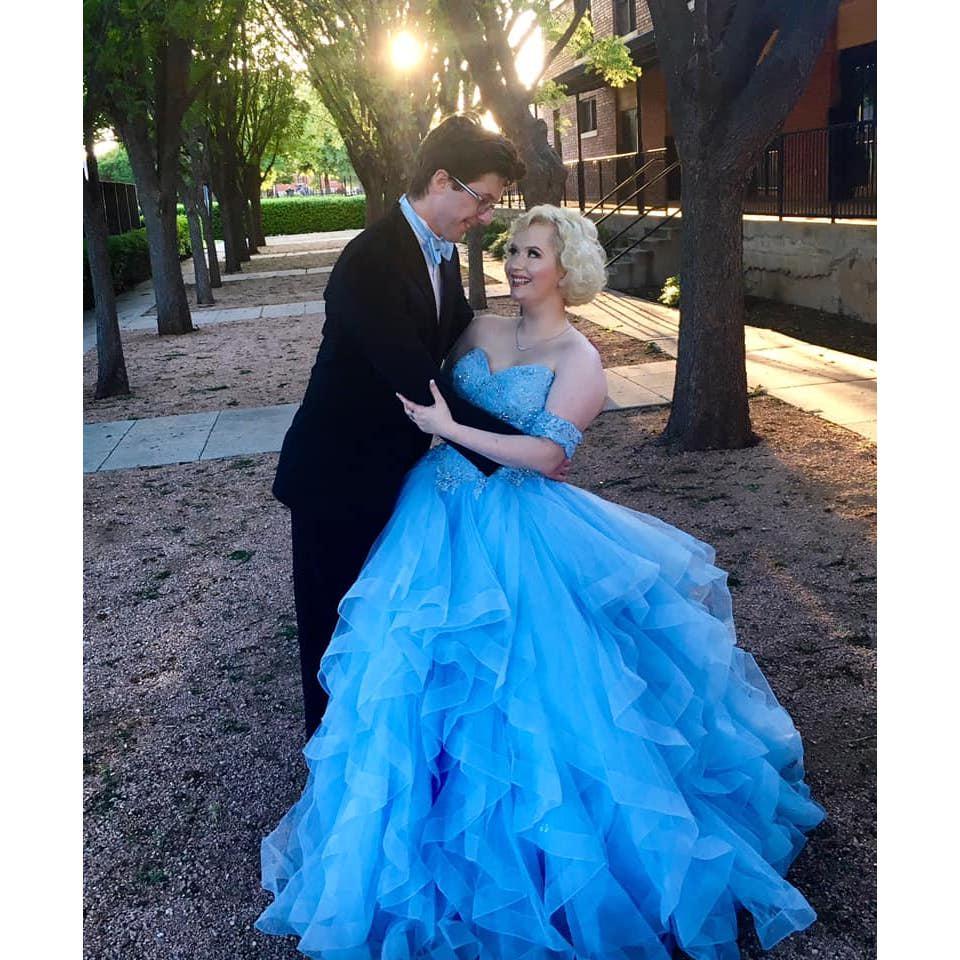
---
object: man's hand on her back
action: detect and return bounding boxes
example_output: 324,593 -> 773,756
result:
545,457 -> 572,483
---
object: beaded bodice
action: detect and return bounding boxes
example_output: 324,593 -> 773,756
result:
423,348 -> 583,493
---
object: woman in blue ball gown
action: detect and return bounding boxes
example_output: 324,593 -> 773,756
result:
255,206 -> 824,960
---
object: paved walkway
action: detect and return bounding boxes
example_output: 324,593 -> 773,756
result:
84,231 -> 876,473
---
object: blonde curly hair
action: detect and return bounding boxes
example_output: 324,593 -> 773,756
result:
508,204 -> 607,306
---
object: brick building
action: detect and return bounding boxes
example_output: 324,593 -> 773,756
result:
540,0 -> 877,220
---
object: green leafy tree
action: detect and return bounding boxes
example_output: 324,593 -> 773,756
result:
268,84 -> 355,192
439,1 -> 639,207
84,0 -> 246,334
268,0 -> 458,223
95,142 -> 135,183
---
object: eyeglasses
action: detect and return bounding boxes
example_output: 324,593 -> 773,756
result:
450,175 -> 498,215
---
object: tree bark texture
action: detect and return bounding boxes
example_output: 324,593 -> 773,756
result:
244,163 -> 267,246
83,139 -> 130,399
182,187 -> 215,305
664,168 -> 754,449
201,195 -> 223,288
121,122 -> 194,335
466,224 -> 487,310
137,191 -> 195,335
646,0 -> 841,450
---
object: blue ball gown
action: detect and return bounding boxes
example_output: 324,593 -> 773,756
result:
256,348 -> 825,960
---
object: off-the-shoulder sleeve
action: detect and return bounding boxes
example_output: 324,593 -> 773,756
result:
523,409 -> 583,458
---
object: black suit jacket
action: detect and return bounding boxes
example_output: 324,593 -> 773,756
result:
273,203 -> 522,513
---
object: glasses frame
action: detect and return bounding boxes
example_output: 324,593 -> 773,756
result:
449,175 -> 497,215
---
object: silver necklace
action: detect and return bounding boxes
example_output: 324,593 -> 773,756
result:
515,318 -> 573,352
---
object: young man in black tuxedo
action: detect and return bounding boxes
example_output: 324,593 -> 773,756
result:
273,115 -> 567,739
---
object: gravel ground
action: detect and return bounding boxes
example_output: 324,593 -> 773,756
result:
148,273 -> 330,314
84,307 -> 664,424
83,313 -> 326,424
83,397 -> 875,960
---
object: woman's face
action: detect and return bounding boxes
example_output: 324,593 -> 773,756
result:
504,222 -> 565,306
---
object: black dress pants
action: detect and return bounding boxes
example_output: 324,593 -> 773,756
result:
290,500 -> 394,741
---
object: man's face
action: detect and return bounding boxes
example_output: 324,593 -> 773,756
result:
432,171 -> 508,242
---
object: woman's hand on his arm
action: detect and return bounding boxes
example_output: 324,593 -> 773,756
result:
397,381 -> 456,437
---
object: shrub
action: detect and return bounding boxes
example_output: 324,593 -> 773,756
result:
659,274 -> 680,307
84,215 -> 192,309
481,218 -> 509,250
184,195 -> 366,239
489,229 -> 512,260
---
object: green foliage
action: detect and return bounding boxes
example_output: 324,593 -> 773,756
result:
267,82 -> 355,188
659,275 -> 681,308
209,196 -> 365,238
533,79 -> 569,113
481,218 -> 509,250
489,229 -> 513,260
95,142 -> 134,183
84,216 -> 191,309
585,36 -> 642,88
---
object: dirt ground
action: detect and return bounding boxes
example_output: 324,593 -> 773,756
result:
83,314 -> 326,424
83,397 -> 876,960
84,306 -> 664,424
148,274 -> 330,313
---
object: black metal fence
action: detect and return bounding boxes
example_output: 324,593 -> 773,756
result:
504,122 -> 876,222
99,180 -> 142,235
743,121 -> 876,220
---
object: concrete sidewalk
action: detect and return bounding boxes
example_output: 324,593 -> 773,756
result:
82,231 -> 361,354
486,256 -> 877,443
84,231 -> 875,474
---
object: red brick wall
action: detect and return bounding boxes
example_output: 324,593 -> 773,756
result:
783,25 -> 837,132
635,2 -> 653,35
547,1 -> 580,79
837,0 -> 876,50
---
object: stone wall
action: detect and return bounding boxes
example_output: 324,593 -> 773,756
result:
743,220 -> 876,324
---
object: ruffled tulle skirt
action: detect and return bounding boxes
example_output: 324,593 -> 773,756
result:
256,456 -> 824,959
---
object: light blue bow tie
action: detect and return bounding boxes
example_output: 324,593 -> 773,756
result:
400,194 -> 454,266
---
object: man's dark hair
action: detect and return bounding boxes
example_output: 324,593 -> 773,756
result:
407,114 -> 526,198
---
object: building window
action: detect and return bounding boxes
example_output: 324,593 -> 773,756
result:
614,0 -> 637,36
578,97 -> 597,135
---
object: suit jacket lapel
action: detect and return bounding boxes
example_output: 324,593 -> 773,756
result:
437,252 -> 463,357
390,205 -> 439,333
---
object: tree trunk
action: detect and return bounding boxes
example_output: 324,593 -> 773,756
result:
198,186 -> 222,288
217,189 -> 242,274
245,164 -> 267,247
83,139 -> 130,399
466,224 -> 487,310
510,114 -> 566,208
242,195 -> 258,256
182,187 -> 214,305
138,192 -> 195,335
122,125 -> 194,335
663,167 -> 754,450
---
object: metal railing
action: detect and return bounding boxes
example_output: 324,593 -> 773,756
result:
99,180 -> 142,235
744,121 -> 876,220
503,122 -> 876,223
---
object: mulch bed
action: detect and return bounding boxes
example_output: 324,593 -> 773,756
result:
83,396 -> 875,960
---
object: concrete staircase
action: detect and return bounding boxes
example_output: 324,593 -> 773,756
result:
596,212 -> 682,294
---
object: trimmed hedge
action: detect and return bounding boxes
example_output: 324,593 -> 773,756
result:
178,195 -> 366,239
84,216 -> 191,310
